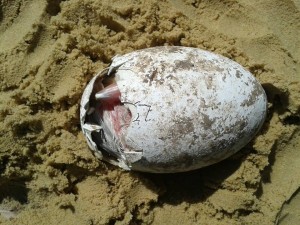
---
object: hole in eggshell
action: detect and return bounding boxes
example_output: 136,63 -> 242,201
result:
95,78 -> 132,139
101,75 -> 116,87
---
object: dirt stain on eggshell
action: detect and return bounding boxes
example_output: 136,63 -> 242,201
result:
0,0 -> 300,224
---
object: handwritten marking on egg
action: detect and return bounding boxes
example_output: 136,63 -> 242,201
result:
80,46 -> 267,173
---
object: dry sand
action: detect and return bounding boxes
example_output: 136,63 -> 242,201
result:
0,0 -> 300,224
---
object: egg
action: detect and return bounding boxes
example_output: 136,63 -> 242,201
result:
80,46 -> 267,173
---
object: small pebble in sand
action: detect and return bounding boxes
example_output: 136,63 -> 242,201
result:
0,209 -> 17,220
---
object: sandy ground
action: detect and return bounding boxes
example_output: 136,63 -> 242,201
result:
0,0 -> 300,224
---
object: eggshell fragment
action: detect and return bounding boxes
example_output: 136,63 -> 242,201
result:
80,46 -> 267,173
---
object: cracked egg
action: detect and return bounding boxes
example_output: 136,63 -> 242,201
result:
80,46 -> 267,173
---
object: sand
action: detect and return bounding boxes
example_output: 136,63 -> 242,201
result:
0,0 -> 299,224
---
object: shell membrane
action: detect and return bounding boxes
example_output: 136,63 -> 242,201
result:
80,46 -> 267,173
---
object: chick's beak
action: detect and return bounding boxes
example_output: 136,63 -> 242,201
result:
95,82 -> 121,103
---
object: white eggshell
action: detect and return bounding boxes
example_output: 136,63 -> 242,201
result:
80,46 -> 267,173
